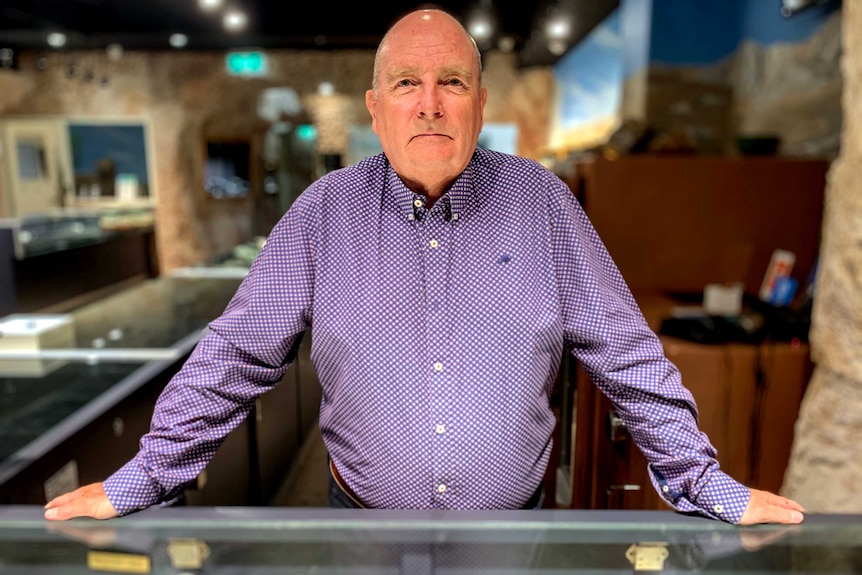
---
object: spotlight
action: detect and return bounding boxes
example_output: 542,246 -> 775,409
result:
198,0 -> 223,11
169,33 -> 189,48
47,33 -> 67,48
223,9 -> 248,32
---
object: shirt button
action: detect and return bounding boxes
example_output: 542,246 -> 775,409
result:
437,484 -> 447,493
713,504 -> 724,514
662,485 -> 669,493
407,214 -> 414,221
435,424 -> 446,434
452,213 -> 459,220
433,362 -> 443,372
413,199 -> 423,208
429,239 -> 439,249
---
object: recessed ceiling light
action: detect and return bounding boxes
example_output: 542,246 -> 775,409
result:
545,16 -> 571,40
47,33 -> 67,48
497,35 -> 515,53
318,81 -> 334,96
468,17 -> 493,41
198,0 -> 223,11
106,43 -> 124,60
223,9 -> 248,32
169,33 -> 189,48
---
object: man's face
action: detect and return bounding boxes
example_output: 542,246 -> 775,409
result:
366,12 -> 487,192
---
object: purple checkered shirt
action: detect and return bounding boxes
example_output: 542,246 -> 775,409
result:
104,147 -> 750,522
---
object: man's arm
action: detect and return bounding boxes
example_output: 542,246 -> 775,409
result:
44,192 -> 319,520
546,175 -> 803,525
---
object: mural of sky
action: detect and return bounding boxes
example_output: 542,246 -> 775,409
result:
552,8 -> 623,142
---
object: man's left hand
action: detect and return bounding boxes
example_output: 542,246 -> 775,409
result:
739,488 -> 804,525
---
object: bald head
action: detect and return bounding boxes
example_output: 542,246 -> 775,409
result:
371,9 -> 482,98
364,5 -> 488,200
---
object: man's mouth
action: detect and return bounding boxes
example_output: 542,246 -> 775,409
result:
412,133 -> 452,141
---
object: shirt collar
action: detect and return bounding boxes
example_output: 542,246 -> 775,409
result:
386,152 -> 477,223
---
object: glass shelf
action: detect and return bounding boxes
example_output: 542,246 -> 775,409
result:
0,507 -> 858,573
0,276 -> 242,478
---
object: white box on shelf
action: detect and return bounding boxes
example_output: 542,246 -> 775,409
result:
0,314 -> 76,377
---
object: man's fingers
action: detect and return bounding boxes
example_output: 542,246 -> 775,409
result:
749,488 -> 805,513
45,488 -> 85,511
43,483 -> 118,521
739,488 -> 805,525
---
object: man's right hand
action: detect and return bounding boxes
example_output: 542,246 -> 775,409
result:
44,482 -> 118,521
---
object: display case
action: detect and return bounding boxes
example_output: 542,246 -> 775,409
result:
0,275 -> 322,508
0,505 -> 858,573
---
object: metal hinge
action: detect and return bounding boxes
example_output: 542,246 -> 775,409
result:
626,542 -> 669,572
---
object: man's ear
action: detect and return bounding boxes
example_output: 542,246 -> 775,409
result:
365,89 -> 378,132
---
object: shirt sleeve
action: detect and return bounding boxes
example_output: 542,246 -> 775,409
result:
546,175 -> 751,523
103,191 -> 317,515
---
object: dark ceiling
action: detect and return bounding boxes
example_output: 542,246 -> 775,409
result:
0,0 -> 618,68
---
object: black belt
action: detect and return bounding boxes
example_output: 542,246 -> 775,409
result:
329,460 -> 544,509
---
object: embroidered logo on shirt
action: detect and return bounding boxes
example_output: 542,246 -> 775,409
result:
497,254 -> 512,264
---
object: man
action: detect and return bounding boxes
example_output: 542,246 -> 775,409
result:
45,8 -> 804,524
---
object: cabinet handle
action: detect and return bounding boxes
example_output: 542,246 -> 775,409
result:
606,410 -> 628,443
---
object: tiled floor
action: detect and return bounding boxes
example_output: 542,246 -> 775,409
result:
270,419 -> 330,507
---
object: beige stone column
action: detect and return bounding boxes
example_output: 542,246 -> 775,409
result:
782,2 -> 862,511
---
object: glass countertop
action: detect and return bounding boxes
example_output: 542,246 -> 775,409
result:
0,276 -> 242,478
0,506 -> 858,573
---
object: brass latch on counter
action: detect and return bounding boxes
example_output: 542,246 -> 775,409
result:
626,541 -> 669,572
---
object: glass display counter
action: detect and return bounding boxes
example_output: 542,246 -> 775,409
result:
0,276 -> 243,502
0,506 -> 857,573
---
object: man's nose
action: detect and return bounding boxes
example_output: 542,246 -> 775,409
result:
417,85 -> 443,118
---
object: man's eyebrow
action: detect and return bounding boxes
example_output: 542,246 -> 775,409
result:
386,66 -> 419,82
440,66 -> 473,81
385,66 -> 475,84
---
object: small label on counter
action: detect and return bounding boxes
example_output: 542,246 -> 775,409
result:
87,551 -> 151,574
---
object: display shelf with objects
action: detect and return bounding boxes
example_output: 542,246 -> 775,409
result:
0,275 -> 322,510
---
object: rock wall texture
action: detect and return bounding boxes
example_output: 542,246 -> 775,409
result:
0,49 -> 552,270
782,2 -> 862,511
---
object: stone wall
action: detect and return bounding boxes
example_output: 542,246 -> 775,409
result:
782,2 -> 862,511
0,49 -> 552,271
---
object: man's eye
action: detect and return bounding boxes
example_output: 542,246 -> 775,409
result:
446,78 -> 464,87
396,79 -> 412,87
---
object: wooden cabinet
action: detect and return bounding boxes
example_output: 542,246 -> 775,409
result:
559,155 -> 825,510
566,337 -> 812,511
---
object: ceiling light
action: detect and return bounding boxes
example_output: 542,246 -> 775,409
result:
223,9 -> 248,32
318,82 -> 335,96
198,0 -> 223,11
169,33 -> 189,48
545,16 -> 571,40
106,43 -> 124,60
497,35 -> 515,53
47,33 -> 67,48
468,16 -> 493,42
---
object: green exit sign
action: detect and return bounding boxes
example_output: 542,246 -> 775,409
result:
226,51 -> 268,76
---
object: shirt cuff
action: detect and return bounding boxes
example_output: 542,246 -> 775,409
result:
103,458 -> 166,516
653,468 -> 751,524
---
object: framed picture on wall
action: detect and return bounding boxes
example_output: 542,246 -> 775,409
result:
66,119 -> 154,205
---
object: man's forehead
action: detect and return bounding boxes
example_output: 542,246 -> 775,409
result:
381,44 -> 477,74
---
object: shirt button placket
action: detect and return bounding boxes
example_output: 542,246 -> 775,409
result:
424,209 -> 452,506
